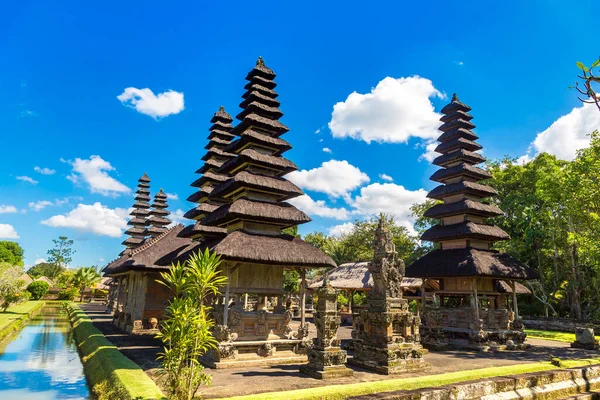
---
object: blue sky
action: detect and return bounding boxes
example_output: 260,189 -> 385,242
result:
1,1 -> 599,268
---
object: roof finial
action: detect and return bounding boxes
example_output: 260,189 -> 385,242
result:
257,56 -> 264,66
219,105 -> 225,112
452,93 -> 459,102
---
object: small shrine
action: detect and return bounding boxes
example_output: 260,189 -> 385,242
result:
350,218 -> 428,374
406,94 -> 539,351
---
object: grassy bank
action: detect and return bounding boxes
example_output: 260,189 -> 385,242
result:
225,357 -> 600,400
525,328 -> 600,343
68,304 -> 164,400
0,300 -> 45,343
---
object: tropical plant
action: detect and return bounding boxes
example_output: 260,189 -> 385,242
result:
28,262 -> 64,279
156,249 -> 227,400
0,262 -> 26,311
27,280 -> 50,300
57,287 -> 80,301
55,269 -> 75,289
73,267 -> 101,302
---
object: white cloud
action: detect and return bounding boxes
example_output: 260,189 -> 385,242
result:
34,166 -> 56,175
67,155 -> 131,197
379,173 -> 393,182
528,103 -> 600,161
117,87 -> 184,119
0,205 -> 18,214
41,202 -> 128,237
169,209 -> 186,226
16,176 -> 38,185
288,160 -> 370,198
29,200 -> 53,211
454,61 -> 465,66
165,192 -> 179,200
328,222 -> 355,237
418,140 -> 438,162
288,194 -> 349,220
0,224 -> 19,239
328,76 -> 444,145
348,183 -> 428,234
322,147 -> 332,154
34,258 -> 46,265
315,128 -> 321,134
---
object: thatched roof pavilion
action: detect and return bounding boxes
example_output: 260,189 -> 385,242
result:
309,262 -> 423,291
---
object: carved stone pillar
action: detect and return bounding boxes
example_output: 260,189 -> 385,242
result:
300,279 -> 353,379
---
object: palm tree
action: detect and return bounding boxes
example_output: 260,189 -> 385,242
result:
73,267 -> 101,302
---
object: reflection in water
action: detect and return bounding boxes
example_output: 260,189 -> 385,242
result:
0,305 -> 91,399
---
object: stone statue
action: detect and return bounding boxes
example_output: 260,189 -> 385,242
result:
370,218 -> 405,300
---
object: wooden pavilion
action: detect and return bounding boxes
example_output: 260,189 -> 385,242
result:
406,94 -> 538,351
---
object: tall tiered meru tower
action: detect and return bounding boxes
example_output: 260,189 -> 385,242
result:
181,57 -> 335,367
406,94 -> 538,351
121,173 -> 151,254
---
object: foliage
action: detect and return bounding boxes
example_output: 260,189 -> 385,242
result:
0,262 -> 26,311
73,266 -> 101,302
27,262 -> 64,279
0,301 -> 45,342
58,287 -> 80,301
156,249 -> 227,400
47,236 -> 75,277
0,241 -> 24,266
27,280 -> 50,300
281,225 -> 300,237
55,269 -> 75,289
524,329 -> 600,343
352,291 -> 367,307
336,292 -> 348,307
68,304 -> 164,400
283,269 -> 300,294
574,58 -> 600,111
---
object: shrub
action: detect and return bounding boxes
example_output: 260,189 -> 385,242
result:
27,281 -> 50,300
58,287 -> 80,301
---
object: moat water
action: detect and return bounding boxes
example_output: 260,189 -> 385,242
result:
0,305 -> 91,399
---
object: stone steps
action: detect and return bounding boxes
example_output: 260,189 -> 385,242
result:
559,392 -> 600,400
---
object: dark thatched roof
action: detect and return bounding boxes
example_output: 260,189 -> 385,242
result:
240,90 -> 280,109
245,59 -> 276,81
433,149 -> 486,167
435,137 -> 482,154
201,198 -> 311,227
209,171 -> 304,201
427,180 -> 498,200
421,221 -> 510,242
244,75 -> 277,90
236,102 -> 283,120
211,231 -> 336,267
201,148 -> 235,161
440,109 -> 473,123
183,203 -> 219,220
211,106 -> 233,123
139,173 -> 151,183
190,171 -> 229,188
423,199 -> 504,219
225,130 -> 292,156
437,127 -> 479,143
205,137 -> 231,149
406,248 -> 538,280
178,222 -> 227,239
308,261 -> 422,290
496,280 -> 532,294
186,186 -> 212,203
218,149 -> 297,176
232,113 -> 289,136
439,118 -> 475,133
440,94 -> 472,114
128,217 -> 148,226
430,163 -> 491,183
242,84 -> 279,99
207,130 -> 236,141
195,158 -> 225,174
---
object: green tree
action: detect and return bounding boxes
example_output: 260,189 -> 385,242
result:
27,262 -> 64,279
0,241 -> 25,266
27,281 -> 50,300
47,236 -> 75,276
55,269 -> 75,289
574,58 -> 600,111
283,269 -> 300,294
156,249 -> 227,400
73,267 -> 101,302
0,262 -> 26,311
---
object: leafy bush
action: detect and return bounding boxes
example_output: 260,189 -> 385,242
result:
27,281 -> 50,300
58,287 -> 80,301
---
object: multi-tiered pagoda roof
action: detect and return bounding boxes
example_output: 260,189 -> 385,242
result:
146,189 -> 171,238
121,173 -> 151,253
407,95 -> 537,280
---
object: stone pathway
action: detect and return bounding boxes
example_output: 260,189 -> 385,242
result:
80,303 -> 600,399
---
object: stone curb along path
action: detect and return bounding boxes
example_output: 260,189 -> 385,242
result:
0,301 -> 45,343
349,364 -> 600,400
67,303 -> 164,400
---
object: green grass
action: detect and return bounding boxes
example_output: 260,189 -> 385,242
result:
224,358 -> 600,400
68,304 -> 164,400
0,301 -> 44,342
525,329 -> 600,343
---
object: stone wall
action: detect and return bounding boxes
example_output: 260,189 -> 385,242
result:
523,316 -> 600,332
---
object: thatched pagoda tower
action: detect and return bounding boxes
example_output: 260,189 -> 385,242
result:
406,94 -> 538,351
146,189 -> 171,238
121,173 -> 151,253
181,57 -> 336,367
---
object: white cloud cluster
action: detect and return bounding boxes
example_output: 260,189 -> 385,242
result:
288,160 -> 370,198
16,176 -> 38,185
288,194 -> 349,220
379,173 -> 393,182
165,192 -> 179,200
322,147 -> 332,154
34,166 -> 56,175
529,102 -> 600,161
29,200 -> 53,211
117,87 -> 184,119
41,202 -> 128,237
67,155 -> 131,197
0,205 -> 17,214
328,222 -> 355,237
169,209 -> 186,226
0,224 -> 19,239
328,76 -> 444,144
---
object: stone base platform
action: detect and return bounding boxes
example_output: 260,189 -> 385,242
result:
204,339 -> 308,369
300,364 -> 354,379
349,342 -> 429,375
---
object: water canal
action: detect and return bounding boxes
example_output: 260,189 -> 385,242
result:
0,304 -> 92,399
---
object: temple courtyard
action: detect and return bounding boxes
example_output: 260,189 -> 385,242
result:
80,302 -> 600,399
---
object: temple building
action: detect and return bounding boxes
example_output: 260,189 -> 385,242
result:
121,174 -> 151,255
180,57 -> 336,367
146,189 -> 171,238
406,94 -> 538,351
